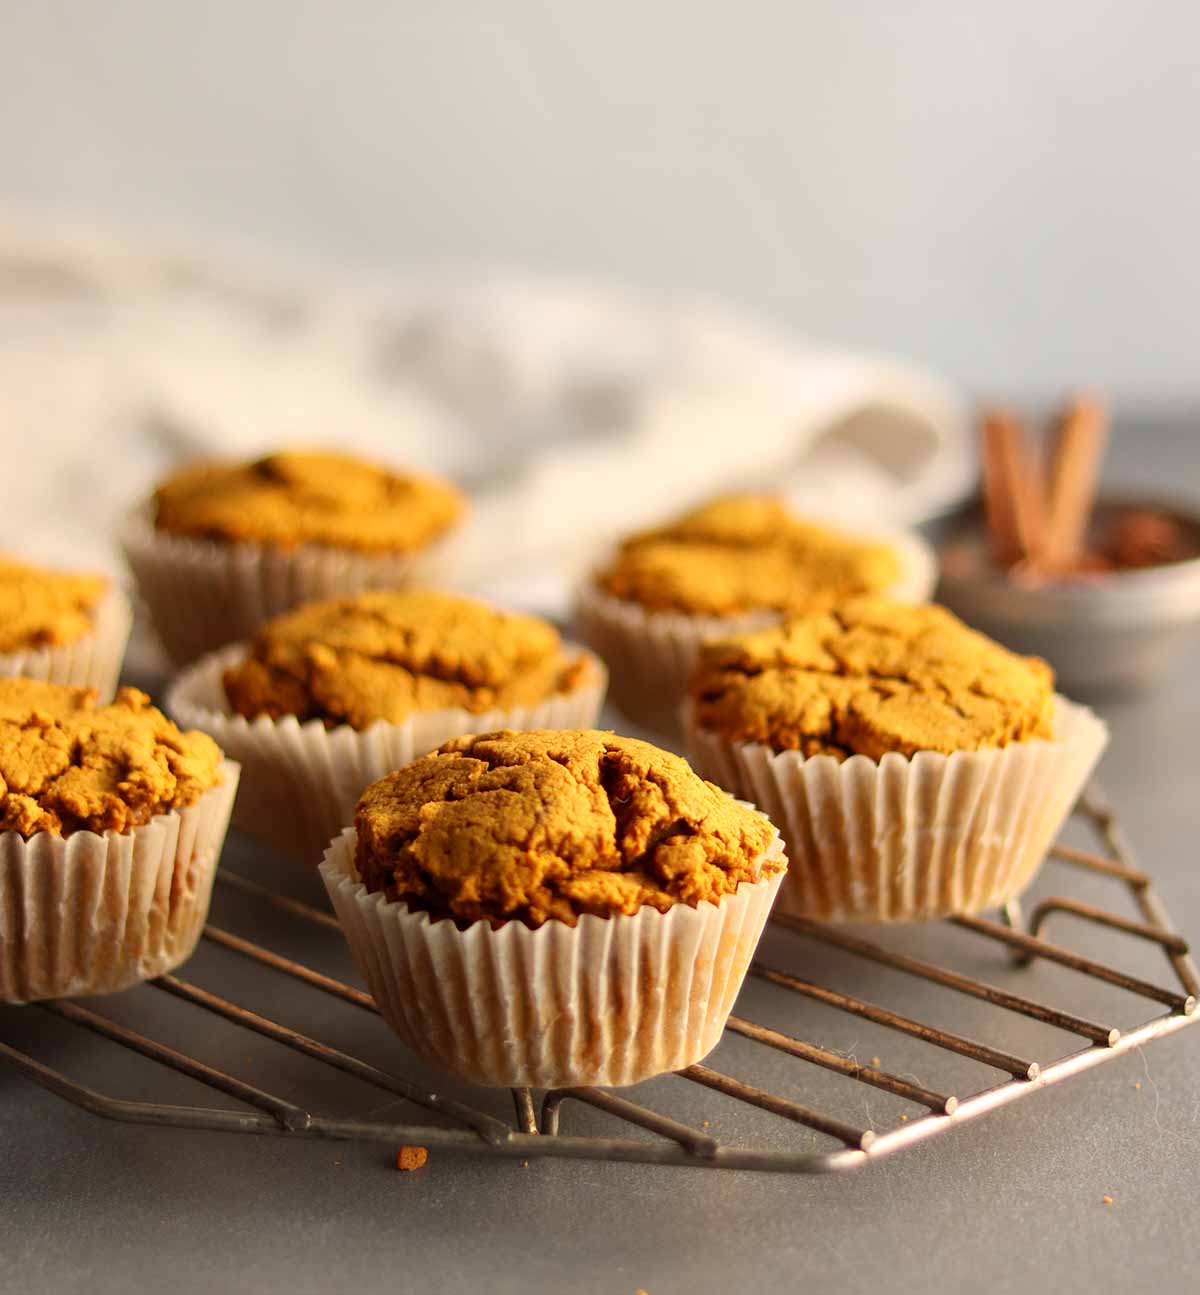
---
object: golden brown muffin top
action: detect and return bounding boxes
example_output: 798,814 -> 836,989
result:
690,599 -> 1055,759
152,448 -> 464,552
223,589 -> 595,730
0,679 -> 224,837
354,729 -> 779,928
594,494 -> 901,616
0,555 -> 108,653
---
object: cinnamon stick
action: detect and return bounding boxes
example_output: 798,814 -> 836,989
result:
1043,394 -> 1109,569
980,409 -> 1022,565
981,408 -> 1047,566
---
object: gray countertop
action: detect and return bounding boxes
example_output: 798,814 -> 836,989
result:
2,425 -> 1199,1295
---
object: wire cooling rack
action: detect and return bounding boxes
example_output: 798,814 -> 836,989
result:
2,787 -> 1196,1175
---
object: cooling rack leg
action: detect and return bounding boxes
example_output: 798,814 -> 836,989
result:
999,899 -> 1026,964
1000,898 -> 1023,932
512,1088 -> 538,1134
540,1091 -> 566,1136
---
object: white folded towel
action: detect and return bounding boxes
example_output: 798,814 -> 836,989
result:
0,212 -> 971,604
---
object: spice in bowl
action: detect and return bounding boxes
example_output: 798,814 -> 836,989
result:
938,396 -> 1200,692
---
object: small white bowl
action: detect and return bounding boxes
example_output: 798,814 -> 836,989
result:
938,496 -> 1200,693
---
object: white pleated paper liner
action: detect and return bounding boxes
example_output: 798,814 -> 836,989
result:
119,506 -> 464,667
572,525 -> 938,736
320,825 -> 786,1088
0,761 -> 240,1003
684,697 -> 1108,922
0,584 -> 133,702
166,643 -> 609,865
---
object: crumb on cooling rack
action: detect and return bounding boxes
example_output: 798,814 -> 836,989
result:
396,1146 -> 428,1172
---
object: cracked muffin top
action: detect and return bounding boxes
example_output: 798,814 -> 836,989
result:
0,679 -> 224,837
0,555 -> 109,653
593,494 -> 901,617
690,599 -> 1055,759
152,448 -> 464,552
354,729 -> 780,927
223,589 -> 597,729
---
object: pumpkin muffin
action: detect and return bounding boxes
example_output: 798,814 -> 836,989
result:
167,590 -> 607,863
322,729 -> 786,1087
0,678 -> 222,836
0,678 -> 238,1002
684,599 -> 1107,922
121,448 -> 467,665
0,555 -> 132,700
152,449 -> 463,553
354,728 -> 775,926
574,493 -> 936,734
690,600 -> 1055,759
597,494 -> 903,617
222,589 -> 594,729
0,556 -> 108,653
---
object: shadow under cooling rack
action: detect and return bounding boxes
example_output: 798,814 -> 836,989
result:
2,787 -> 1196,1175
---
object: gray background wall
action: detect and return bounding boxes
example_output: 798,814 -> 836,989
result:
1,0 -> 1197,404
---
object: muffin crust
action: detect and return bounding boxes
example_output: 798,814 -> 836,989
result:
690,600 -> 1055,759
223,589 -> 594,730
354,729 -> 778,927
595,494 -> 901,617
153,449 -> 464,552
0,555 -> 108,653
0,679 -> 223,837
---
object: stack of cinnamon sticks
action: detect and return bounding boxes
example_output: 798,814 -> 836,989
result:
980,396 -> 1110,576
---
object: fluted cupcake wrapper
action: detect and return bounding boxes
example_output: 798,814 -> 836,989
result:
0,585 -> 132,702
0,761 -> 239,1003
572,586 -> 775,736
320,826 -> 786,1089
684,698 -> 1108,922
166,644 -> 609,865
119,507 -> 464,666
572,525 -> 938,736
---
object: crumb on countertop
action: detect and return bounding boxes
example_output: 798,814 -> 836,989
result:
395,1146 -> 428,1172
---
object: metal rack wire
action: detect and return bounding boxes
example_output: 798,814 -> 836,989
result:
2,787 -> 1196,1175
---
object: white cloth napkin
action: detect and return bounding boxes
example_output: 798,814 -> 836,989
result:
0,212 -> 972,611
